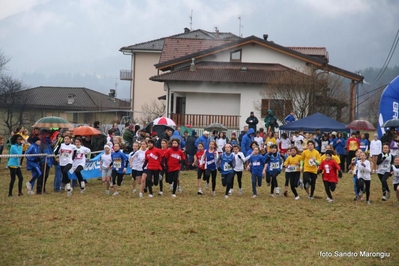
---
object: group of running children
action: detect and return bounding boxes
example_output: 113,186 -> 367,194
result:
21,132 -> 399,205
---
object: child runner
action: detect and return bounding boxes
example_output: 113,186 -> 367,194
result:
130,142 -> 146,194
291,131 -> 304,154
376,143 -> 395,201
71,137 -> 91,193
318,150 -> 342,203
165,139 -> 186,197
279,133 -> 291,156
158,139 -> 168,195
300,140 -> 321,199
231,145 -> 247,195
143,139 -> 163,198
54,135 -> 76,197
370,134 -> 382,173
356,151 -> 372,204
192,142 -> 205,195
217,144 -> 235,198
254,131 -> 264,149
25,136 -> 42,195
284,147 -> 302,200
247,146 -> 267,198
99,144 -> 112,194
202,141 -> 219,196
8,134 -> 24,197
110,143 -> 128,196
390,157 -> 399,206
349,149 -> 362,200
265,144 -> 283,197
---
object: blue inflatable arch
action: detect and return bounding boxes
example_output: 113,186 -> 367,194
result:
378,75 -> 399,137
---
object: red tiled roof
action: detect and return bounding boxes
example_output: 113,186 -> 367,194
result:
150,62 -> 295,84
159,38 -> 233,64
288,47 -> 329,61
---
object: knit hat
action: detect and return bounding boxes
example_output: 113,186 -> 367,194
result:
192,130 -> 197,136
104,144 -> 111,150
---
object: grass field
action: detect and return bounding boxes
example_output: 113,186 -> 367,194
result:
0,165 -> 398,266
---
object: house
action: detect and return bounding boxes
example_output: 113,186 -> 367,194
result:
119,28 -> 240,123
149,34 -> 364,130
14,86 -> 131,128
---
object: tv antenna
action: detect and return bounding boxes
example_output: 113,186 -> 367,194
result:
238,17 -> 243,37
189,10 -> 193,30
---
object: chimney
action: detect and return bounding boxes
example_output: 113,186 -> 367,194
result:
263,34 -> 268,41
215,27 -> 219,38
109,89 -> 116,102
189,58 -> 196,72
67,94 -> 76,105
184,27 -> 190,33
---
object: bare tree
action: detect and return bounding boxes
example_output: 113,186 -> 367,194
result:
0,50 -> 11,73
139,99 -> 166,125
0,75 -> 29,134
254,67 -> 347,121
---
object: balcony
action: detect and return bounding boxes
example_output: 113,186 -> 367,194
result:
171,113 -> 240,129
120,70 -> 132,80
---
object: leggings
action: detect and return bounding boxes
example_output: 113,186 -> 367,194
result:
267,171 -> 279,194
339,154 -> 346,172
29,165 -> 42,188
231,171 -> 243,189
251,174 -> 262,196
145,169 -> 159,195
323,181 -> 337,199
159,170 -> 164,192
205,169 -> 217,192
111,169 -> 124,186
303,172 -> 317,197
169,171 -> 179,194
9,167 -> 23,196
357,178 -> 371,201
222,172 -> 234,195
74,165 -> 85,187
37,164 -> 50,193
378,173 -> 390,195
60,164 -> 72,184
288,172 -> 300,197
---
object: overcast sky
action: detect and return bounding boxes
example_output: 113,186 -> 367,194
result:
0,0 -> 398,98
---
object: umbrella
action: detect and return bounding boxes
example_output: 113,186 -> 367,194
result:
204,123 -> 227,132
382,118 -> 399,128
346,120 -> 375,131
32,116 -> 73,129
73,126 -> 102,136
153,117 -> 176,127
143,122 -> 153,134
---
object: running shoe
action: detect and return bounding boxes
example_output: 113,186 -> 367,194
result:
148,194 -> 153,198
197,190 -> 203,195
327,198 -> 333,203
105,190 -> 110,195
238,188 -> 243,195
26,182 -> 32,191
275,187 -> 280,196
178,186 -> 182,193
139,192 -> 143,198
224,195 -> 228,199
158,191 -> 163,196
171,194 -> 176,198
294,196 -> 300,200
112,191 -> 119,196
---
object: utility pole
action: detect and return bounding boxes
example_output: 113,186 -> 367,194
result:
238,17 -> 243,37
189,10 -> 193,31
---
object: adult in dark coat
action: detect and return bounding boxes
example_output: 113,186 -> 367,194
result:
91,121 -> 107,152
185,130 -> 198,169
245,111 -> 259,131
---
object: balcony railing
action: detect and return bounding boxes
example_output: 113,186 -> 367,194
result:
171,113 -> 240,129
120,70 -> 132,80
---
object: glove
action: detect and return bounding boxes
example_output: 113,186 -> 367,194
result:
317,169 -> 322,175
338,170 -> 342,178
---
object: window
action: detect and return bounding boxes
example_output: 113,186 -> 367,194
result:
261,99 -> 292,118
230,49 -> 242,62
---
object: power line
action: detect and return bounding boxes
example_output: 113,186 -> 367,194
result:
368,28 -> 399,85
356,83 -> 387,99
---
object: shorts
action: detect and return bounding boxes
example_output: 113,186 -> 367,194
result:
102,168 -> 112,179
131,170 -> 143,180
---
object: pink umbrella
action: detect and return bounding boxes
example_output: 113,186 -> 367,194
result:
153,117 -> 176,127
346,120 -> 375,131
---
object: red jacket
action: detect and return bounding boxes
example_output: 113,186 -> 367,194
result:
165,147 -> 186,172
346,137 -> 360,152
319,159 -> 340,183
145,147 -> 163,171
195,150 -> 205,170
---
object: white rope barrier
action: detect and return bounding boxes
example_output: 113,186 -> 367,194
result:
0,150 -> 103,158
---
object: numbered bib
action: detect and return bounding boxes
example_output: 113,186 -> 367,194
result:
270,162 -> 279,170
223,163 -> 232,171
114,159 -> 122,170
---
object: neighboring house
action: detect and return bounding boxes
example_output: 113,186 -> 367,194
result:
10,86 -> 130,129
119,28 -> 240,123
149,34 -> 363,130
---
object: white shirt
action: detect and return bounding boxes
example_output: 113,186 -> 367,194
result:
254,137 -> 264,149
369,140 -> 382,156
59,143 -> 76,166
130,149 -> 146,171
280,138 -> 291,150
391,165 -> 399,184
215,138 -> 226,153
292,135 -> 304,152
233,152 -> 247,171
100,153 -> 112,169
356,160 -> 371,181
72,146 -> 91,169
377,153 -> 393,174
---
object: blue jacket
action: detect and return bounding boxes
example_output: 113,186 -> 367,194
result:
195,134 -> 210,150
331,137 -> 345,155
26,143 -> 41,171
241,128 -> 255,156
40,138 -> 54,168
171,131 -> 186,149
8,144 -> 22,168
248,154 -> 266,176
111,150 -> 129,174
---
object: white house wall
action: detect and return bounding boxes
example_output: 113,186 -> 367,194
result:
200,44 -> 310,72
168,82 -> 268,130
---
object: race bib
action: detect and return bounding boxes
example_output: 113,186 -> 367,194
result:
223,163 -> 232,171
308,159 -> 316,166
270,162 -> 279,169
114,159 -> 122,170
289,165 -> 298,171
252,161 -> 260,166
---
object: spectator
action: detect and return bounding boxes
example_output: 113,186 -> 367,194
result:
284,111 -> 296,124
185,130 -> 198,169
112,123 -> 121,136
245,111 -> 259,131
123,124 -> 135,149
241,128 -> 255,156
263,110 -> 278,134
91,121 -> 107,152
238,126 -> 248,145
195,131 -> 210,150
157,127 -> 173,148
